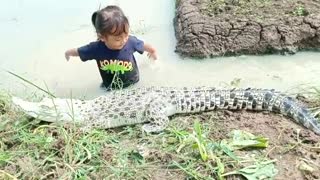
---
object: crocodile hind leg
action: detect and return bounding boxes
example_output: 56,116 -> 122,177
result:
142,97 -> 170,133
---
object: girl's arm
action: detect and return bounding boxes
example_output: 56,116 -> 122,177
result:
144,43 -> 157,60
65,48 -> 79,61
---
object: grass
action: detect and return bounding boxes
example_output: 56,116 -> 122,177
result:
200,0 -> 313,22
202,0 -> 272,16
292,5 -> 308,16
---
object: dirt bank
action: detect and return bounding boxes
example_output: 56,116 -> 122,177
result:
171,110 -> 320,179
174,0 -> 320,58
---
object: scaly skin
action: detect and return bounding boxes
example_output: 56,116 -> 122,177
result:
12,87 -> 320,134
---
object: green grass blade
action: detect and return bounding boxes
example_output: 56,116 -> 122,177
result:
6,70 -> 56,98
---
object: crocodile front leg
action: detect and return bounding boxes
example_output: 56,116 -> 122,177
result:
142,97 -> 170,133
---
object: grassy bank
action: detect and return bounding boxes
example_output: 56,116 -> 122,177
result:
1,88 -> 320,179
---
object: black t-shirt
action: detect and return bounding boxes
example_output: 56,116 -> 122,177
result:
78,35 -> 144,88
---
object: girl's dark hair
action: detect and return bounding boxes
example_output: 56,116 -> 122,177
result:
91,5 -> 129,36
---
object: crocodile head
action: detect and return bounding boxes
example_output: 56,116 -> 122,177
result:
12,96 -> 83,123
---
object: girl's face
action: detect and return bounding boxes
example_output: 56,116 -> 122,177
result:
102,32 -> 129,50
99,24 -> 129,50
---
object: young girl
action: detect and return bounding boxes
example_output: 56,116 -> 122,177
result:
65,5 -> 157,90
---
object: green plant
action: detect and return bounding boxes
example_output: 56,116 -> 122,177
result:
292,5 -> 308,16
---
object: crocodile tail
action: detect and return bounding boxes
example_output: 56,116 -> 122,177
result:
276,95 -> 320,135
228,89 -> 320,135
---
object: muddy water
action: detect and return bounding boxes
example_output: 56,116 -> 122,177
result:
1,0 -> 320,98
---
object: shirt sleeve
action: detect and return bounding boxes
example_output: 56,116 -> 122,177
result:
130,36 -> 144,54
77,41 -> 99,61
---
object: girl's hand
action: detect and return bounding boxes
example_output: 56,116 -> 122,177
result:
65,48 -> 79,61
147,51 -> 157,60
65,51 -> 71,61
144,44 -> 157,60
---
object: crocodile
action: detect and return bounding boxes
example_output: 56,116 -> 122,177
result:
12,87 -> 320,134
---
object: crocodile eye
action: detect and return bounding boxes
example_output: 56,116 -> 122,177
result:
40,105 -> 51,110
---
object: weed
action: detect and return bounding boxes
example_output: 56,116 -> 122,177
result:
292,5 -> 308,16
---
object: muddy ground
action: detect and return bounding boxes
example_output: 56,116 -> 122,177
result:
100,110 -> 320,179
174,0 -> 320,58
171,110 -> 320,179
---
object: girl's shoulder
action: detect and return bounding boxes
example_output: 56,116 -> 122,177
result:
127,35 -> 144,45
128,35 -> 141,41
84,40 -> 105,48
126,35 -> 144,53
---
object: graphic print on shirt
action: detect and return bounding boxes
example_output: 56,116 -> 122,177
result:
99,59 -> 133,74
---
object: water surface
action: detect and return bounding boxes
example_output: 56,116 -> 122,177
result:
1,0 -> 319,98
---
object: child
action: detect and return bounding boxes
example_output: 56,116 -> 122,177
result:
65,5 -> 157,90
